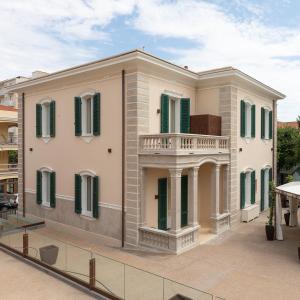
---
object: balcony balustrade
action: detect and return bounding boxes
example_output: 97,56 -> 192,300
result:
139,133 -> 229,155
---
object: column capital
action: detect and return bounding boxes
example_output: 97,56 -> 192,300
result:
215,164 -> 221,171
169,168 -> 183,178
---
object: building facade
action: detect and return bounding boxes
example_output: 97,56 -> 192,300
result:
11,50 -> 284,253
0,78 -> 21,197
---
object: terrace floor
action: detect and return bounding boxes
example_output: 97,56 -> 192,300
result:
1,211 -> 300,299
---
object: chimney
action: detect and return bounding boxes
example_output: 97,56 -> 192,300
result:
184,66 -> 189,70
32,71 -> 48,79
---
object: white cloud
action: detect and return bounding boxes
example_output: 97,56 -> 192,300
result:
0,0 -> 298,121
0,0 -> 136,78
133,0 -> 300,121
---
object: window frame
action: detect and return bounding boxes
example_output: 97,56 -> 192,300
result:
264,107 -> 271,140
40,100 -> 51,138
78,170 -> 97,218
81,94 -> 94,137
245,102 -> 252,138
168,97 -> 180,133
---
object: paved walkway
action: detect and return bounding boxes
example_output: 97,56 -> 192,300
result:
0,250 -> 95,300
33,212 -> 300,300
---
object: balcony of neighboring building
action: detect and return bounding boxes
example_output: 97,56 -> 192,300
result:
0,127 -> 18,151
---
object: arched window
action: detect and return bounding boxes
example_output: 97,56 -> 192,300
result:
240,168 -> 256,209
36,167 -> 56,208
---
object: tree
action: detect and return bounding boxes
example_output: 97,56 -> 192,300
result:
277,127 -> 300,172
8,150 -> 17,164
297,115 -> 300,130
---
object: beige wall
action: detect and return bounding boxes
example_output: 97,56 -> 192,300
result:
24,72 -> 123,207
236,88 -> 274,211
196,87 -> 220,116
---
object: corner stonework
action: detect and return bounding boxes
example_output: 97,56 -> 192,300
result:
125,72 -> 149,247
219,86 -> 238,227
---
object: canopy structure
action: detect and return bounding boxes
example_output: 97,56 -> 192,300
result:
275,182 -> 300,240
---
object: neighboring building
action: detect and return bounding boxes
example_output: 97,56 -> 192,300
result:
278,121 -> 299,129
10,50 -> 285,253
0,78 -> 23,196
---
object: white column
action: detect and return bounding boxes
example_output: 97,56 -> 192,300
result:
223,164 -> 229,214
211,164 -> 221,218
275,192 -> 283,240
139,167 -> 146,226
188,167 -> 199,226
169,168 -> 182,233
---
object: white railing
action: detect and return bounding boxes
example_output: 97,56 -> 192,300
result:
0,164 -> 18,173
139,133 -> 229,155
0,134 -> 18,145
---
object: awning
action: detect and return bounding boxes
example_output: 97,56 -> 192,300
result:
275,181 -> 300,240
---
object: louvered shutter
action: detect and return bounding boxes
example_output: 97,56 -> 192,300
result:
180,98 -> 190,133
269,111 -> 273,139
93,93 -> 101,136
36,104 -> 42,137
251,105 -> 256,138
251,170 -> 256,204
240,100 -> 246,137
160,94 -> 169,133
93,176 -> 99,218
50,101 -> 56,137
261,169 -> 265,211
75,174 -> 82,214
261,107 -> 265,139
50,172 -> 56,208
240,172 -> 246,209
74,97 -> 82,136
36,170 -> 42,204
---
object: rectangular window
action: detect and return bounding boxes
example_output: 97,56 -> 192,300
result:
42,171 -> 51,206
245,172 -> 251,207
42,103 -> 51,137
82,175 -> 93,217
86,97 -> 92,134
169,98 -> 180,133
265,109 -> 269,139
245,103 -> 251,138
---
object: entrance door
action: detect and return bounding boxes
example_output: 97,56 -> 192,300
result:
158,178 -> 167,230
181,175 -> 188,227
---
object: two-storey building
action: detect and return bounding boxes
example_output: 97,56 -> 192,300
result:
10,50 -> 284,253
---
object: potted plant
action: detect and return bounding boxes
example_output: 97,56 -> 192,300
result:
265,181 -> 276,241
283,175 -> 293,225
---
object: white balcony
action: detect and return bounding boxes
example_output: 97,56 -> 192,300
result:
139,133 -> 229,156
0,135 -> 18,150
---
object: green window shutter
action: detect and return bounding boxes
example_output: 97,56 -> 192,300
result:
50,172 -> 56,208
93,93 -> 101,136
50,101 -> 56,137
268,167 -> 273,208
181,175 -> 188,227
75,174 -> 82,214
261,107 -> 265,139
251,171 -> 256,204
260,169 -> 265,211
36,170 -> 42,204
160,94 -> 169,133
251,105 -> 256,138
36,104 -> 42,138
240,172 -> 246,209
180,98 -> 190,133
269,111 -> 273,139
74,97 -> 82,136
158,178 -> 167,230
240,100 -> 246,137
93,176 -> 99,219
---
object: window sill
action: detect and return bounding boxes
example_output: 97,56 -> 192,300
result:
80,135 -> 94,144
42,203 -> 53,209
80,214 -> 96,221
41,136 -> 52,144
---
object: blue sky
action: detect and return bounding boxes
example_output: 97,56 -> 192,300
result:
1,0 -> 299,121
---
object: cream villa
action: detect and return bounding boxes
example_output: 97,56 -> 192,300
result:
9,50 -> 285,254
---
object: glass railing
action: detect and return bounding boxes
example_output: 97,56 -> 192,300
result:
0,222 -> 219,300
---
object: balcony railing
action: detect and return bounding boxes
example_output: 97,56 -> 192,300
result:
139,133 -> 229,155
0,135 -> 18,145
0,164 -> 18,174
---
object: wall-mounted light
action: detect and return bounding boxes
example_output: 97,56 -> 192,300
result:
29,148 -> 33,152
108,148 -> 112,153
157,109 -> 161,114
239,148 -> 242,152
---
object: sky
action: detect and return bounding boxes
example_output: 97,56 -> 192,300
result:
1,0 -> 300,121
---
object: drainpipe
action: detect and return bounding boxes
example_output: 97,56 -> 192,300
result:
22,92 -> 26,218
121,70 -> 125,247
272,99 -> 276,183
